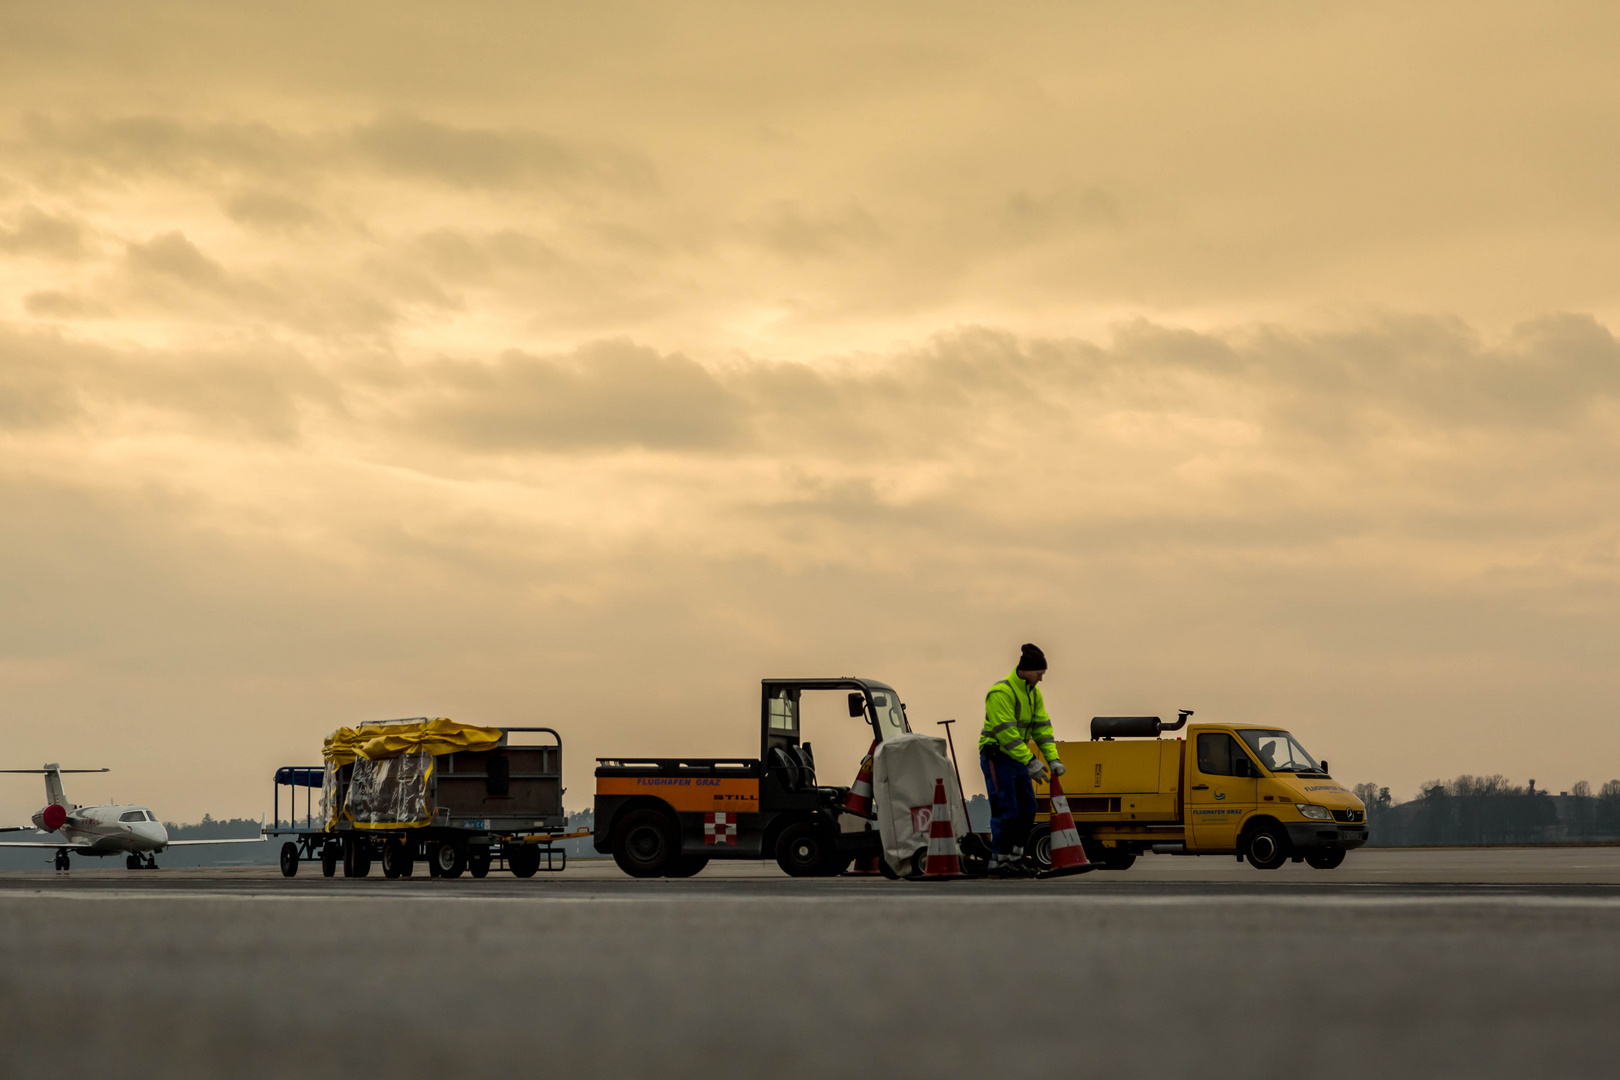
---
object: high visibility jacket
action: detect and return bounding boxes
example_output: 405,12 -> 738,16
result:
977,670 -> 1060,766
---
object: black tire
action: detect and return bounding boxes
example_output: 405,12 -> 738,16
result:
342,841 -> 355,877
614,809 -> 680,878
381,840 -> 412,879
1103,848 -> 1137,871
666,854 -> 709,878
906,848 -> 928,879
774,822 -> 834,877
1305,848 -> 1346,870
1027,823 -> 1052,872
279,843 -> 299,878
321,843 -> 338,878
959,832 -> 992,877
351,842 -> 372,878
1243,823 -> 1289,870
469,851 -> 491,878
126,854 -> 141,871
433,842 -> 467,879
506,843 -> 540,878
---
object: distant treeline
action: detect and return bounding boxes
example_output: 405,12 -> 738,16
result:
1353,775 -> 1620,846
167,815 -> 263,839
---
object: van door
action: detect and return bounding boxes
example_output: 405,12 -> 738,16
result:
1187,731 -> 1259,851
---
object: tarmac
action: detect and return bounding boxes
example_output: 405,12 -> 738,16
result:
3,847 -> 1618,1078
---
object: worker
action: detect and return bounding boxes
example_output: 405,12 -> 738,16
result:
978,643 -> 1064,876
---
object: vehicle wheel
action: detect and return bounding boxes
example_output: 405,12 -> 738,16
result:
469,851 -> 491,878
506,843 -> 541,878
907,848 -> 929,879
433,841 -> 467,879
774,822 -> 834,878
126,854 -> 141,871
614,809 -> 680,878
1243,823 -> 1289,870
321,843 -> 338,878
342,840 -> 355,877
279,842 -> 299,878
351,842 -> 373,877
381,840 -> 412,878
1305,848 -> 1346,870
959,832 -> 991,877
1027,823 -> 1052,872
666,854 -> 709,878
1103,849 -> 1137,871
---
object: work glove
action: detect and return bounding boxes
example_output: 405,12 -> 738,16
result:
1026,758 -> 1049,783
1051,761 -> 1066,777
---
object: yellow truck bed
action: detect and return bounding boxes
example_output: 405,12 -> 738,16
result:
1048,738 -> 1183,823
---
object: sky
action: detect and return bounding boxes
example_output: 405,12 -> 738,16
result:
3,1 -> 1620,824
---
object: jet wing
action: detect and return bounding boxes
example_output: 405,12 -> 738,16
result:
165,837 -> 266,846
0,840 -> 96,850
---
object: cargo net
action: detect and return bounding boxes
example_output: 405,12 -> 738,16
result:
343,750 -> 434,828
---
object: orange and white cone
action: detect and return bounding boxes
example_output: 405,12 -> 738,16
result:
841,740 -> 877,819
846,855 -> 882,875
922,778 -> 964,879
1038,772 -> 1097,878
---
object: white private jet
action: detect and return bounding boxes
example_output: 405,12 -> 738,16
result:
0,764 -> 264,870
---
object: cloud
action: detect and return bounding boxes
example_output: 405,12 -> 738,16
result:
221,190 -> 326,233
411,340 -> 746,452
0,206 -> 89,259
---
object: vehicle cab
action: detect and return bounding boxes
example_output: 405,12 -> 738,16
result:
1185,725 -> 1368,867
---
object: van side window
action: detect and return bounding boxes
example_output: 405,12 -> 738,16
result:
1197,732 -> 1249,777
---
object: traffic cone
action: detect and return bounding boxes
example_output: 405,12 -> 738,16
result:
846,855 -> 882,875
841,740 -> 877,819
1037,772 -> 1097,878
922,778 -> 963,879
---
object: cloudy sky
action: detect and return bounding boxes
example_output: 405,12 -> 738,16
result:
3,1 -> 1619,824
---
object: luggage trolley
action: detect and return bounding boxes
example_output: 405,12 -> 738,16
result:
267,724 -> 589,879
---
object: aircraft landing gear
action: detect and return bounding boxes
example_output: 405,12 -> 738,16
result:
54,849 -> 70,872
127,854 -> 141,870
141,853 -> 158,870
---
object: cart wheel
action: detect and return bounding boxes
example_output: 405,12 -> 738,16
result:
382,840 -> 411,879
433,841 -> 467,879
321,843 -> 338,878
279,842 -> 299,878
506,844 -> 541,878
907,848 -> 929,879
351,842 -> 373,878
469,851 -> 491,878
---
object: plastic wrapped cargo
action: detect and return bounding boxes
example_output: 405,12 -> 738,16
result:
319,717 -> 504,830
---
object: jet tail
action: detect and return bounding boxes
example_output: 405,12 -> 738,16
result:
0,765 -> 109,809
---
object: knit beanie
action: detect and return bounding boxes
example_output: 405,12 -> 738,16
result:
1018,643 -> 1047,672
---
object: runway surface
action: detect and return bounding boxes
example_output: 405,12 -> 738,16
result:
3,848 -> 1618,1078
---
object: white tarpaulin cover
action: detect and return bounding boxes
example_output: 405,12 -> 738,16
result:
872,733 -> 968,873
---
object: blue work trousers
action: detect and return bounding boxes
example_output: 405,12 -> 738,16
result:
980,751 -> 1036,856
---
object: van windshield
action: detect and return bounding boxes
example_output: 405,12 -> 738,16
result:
1238,730 -> 1322,774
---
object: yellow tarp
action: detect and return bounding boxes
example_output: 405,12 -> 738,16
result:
323,717 -> 504,765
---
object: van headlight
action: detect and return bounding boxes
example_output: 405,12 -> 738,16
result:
1295,803 -> 1333,820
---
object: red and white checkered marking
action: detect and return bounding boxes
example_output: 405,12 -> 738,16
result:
704,811 -> 739,845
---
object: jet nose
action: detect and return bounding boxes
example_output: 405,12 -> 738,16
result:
142,821 -> 168,849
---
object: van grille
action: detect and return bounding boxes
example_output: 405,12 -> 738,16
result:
1332,809 -> 1365,823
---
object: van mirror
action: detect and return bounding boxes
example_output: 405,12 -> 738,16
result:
848,692 -> 866,718
1320,760 -> 1329,774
